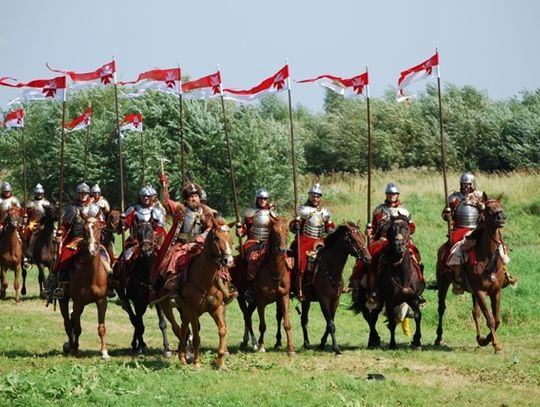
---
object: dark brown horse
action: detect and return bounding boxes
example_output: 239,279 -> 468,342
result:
31,205 -> 59,298
435,196 -> 508,353
159,218 -> 234,368
294,223 -> 371,355
0,207 -> 25,302
367,216 -> 425,349
237,217 -> 295,355
115,219 -> 172,357
59,214 -> 111,359
102,209 -> 121,262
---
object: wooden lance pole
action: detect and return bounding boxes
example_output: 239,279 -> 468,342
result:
365,67 -> 373,241
113,57 -> 126,254
83,103 -> 91,183
177,63 -> 186,187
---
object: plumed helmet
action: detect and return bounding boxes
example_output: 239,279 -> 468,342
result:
76,183 -> 90,194
256,188 -> 270,199
385,183 -> 400,194
200,189 -> 207,202
91,184 -> 101,194
139,186 -> 152,197
460,172 -> 476,188
308,183 -> 323,196
182,183 -> 202,200
2,181 -> 12,192
34,183 -> 45,194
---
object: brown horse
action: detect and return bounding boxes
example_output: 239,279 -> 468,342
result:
102,209 -> 121,262
31,205 -> 59,298
159,218 -> 234,368
59,214 -> 111,359
435,196 -> 508,353
0,207 -> 25,302
237,217 -> 295,355
293,223 -> 371,355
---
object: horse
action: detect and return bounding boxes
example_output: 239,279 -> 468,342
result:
115,219 -> 172,356
435,196 -> 508,353
0,207 -> 25,302
287,223 -> 371,355
31,205 -> 59,298
102,209 -> 121,263
59,213 -> 111,359
237,217 -> 295,355
158,218 -> 234,368
364,216 -> 425,350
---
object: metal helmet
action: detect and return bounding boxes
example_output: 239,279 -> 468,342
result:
34,183 -> 45,194
256,188 -> 270,199
76,182 -> 90,194
385,183 -> 400,194
200,189 -> 207,202
182,183 -> 202,200
91,184 -> 101,194
148,185 -> 157,196
139,186 -> 152,197
308,183 -> 323,196
2,181 -> 12,192
460,172 -> 476,189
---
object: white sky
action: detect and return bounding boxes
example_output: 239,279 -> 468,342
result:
1,0 -> 539,112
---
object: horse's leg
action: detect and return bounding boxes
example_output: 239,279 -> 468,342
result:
155,304 -> 173,358
279,294 -> 295,355
318,298 -> 341,355
133,299 -> 148,355
14,265 -> 22,303
21,264 -> 27,296
59,298 -> 74,353
190,314 -> 202,368
96,298 -> 110,360
362,302 -> 381,349
37,264 -> 46,298
301,301 -> 311,349
411,302 -> 422,350
0,267 -> 7,300
119,292 -> 139,351
474,290 -> 500,352
211,305 -> 228,369
238,297 -> 257,351
490,290 -> 502,353
70,301 -> 85,357
256,302 -> 267,353
274,300 -> 283,350
160,302 -> 183,358
387,304 -> 398,350
435,278 -> 451,346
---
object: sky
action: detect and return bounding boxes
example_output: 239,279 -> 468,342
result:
1,0 -> 539,112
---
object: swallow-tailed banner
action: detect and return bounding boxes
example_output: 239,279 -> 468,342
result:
119,67 -> 181,98
2,108 -> 25,128
222,65 -> 289,102
0,76 -> 66,104
182,71 -> 222,100
64,107 -> 92,131
297,71 -> 369,98
48,60 -> 116,89
397,52 -> 439,102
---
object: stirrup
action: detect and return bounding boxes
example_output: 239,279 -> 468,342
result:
53,287 -> 64,299
365,293 -> 378,311
169,295 -> 180,307
244,289 -> 255,304
23,260 -> 32,271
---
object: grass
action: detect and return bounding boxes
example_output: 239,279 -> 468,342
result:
1,169 -> 539,406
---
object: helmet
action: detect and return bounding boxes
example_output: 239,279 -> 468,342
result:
139,186 -> 152,197
34,183 -> 45,194
460,172 -> 476,189
308,183 -> 323,196
147,185 -> 157,196
385,183 -> 400,194
256,188 -> 270,199
76,183 -> 90,194
2,181 -> 12,192
200,189 -> 207,202
182,183 -> 202,200
91,184 -> 101,194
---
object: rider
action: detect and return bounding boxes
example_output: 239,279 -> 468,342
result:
23,183 -> 51,267
236,188 -> 278,301
0,181 -> 21,228
289,183 -> 335,301
91,184 -> 110,221
47,183 -> 99,299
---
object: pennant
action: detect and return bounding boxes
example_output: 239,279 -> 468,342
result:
65,107 -> 92,131
119,113 -> 143,132
2,108 -> 25,128
181,71 -> 222,100
119,67 -> 181,97
48,60 -> 116,88
223,65 -> 289,102
397,52 -> 439,102
297,71 -> 369,98
0,76 -> 67,103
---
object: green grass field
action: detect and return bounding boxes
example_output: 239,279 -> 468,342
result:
1,170 -> 539,406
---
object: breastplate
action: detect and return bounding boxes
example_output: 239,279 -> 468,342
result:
178,207 -> 203,241
248,208 -> 271,241
302,209 -> 325,238
454,202 -> 480,228
135,206 -> 152,222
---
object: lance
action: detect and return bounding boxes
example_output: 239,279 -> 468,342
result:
218,67 -> 243,258
83,102 -> 91,183
57,72 -> 67,231
366,67 -> 373,241
177,62 -> 186,186
285,61 -> 301,280
20,125 -> 28,220
139,111 -> 145,186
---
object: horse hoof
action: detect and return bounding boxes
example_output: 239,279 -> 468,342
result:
63,342 -> 72,353
273,343 -> 282,351
252,344 -> 258,352
303,343 -> 311,350
239,342 -> 248,351
477,336 -> 490,347
101,351 -> 111,361
434,339 -> 444,347
163,350 -> 173,358
334,351 -> 343,357
287,351 -> 296,357
412,344 -> 422,351
494,348 -> 502,355
21,287 -> 26,296
257,346 -> 266,353
317,344 -> 326,351
213,358 -> 224,369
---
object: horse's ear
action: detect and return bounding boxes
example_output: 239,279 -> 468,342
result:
483,191 -> 488,202
496,193 -> 504,203
227,220 -> 236,228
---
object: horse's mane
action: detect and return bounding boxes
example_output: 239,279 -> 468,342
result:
324,222 -> 356,247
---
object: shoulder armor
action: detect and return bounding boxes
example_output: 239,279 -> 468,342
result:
62,204 -> 79,224
298,205 -> 315,219
87,203 -> 101,218
151,206 -> 165,226
397,207 -> 411,220
269,208 -> 278,218
244,207 -> 257,219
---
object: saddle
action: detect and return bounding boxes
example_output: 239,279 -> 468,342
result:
245,242 -> 267,281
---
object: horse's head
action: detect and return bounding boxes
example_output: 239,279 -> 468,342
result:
483,195 -> 506,229
343,222 -> 371,263
207,218 -> 234,268
134,219 -> 155,257
82,216 -> 103,256
5,207 -> 24,229
269,217 -> 290,255
386,216 -> 411,257
106,210 -> 122,233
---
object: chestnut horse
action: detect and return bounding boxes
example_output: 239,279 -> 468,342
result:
237,217 -> 295,355
293,223 -> 371,355
0,207 -> 25,302
368,216 -> 425,349
159,218 -> 234,368
102,209 -> 121,263
31,205 -> 59,298
59,214 -> 111,359
115,219 -> 172,356
435,196 -> 508,353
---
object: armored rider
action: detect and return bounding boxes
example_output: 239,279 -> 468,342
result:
236,188 -> 278,300
23,183 -> 51,266
289,183 -> 335,301
91,184 -> 110,221
0,181 -> 21,228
